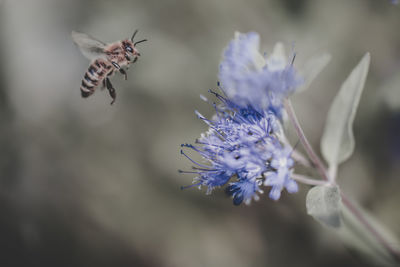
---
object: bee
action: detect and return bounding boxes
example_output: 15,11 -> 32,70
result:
72,30 -> 147,104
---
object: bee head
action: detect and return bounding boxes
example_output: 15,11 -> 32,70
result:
122,30 -> 147,62
123,40 -> 139,56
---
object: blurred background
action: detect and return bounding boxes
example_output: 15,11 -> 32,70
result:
0,0 -> 399,266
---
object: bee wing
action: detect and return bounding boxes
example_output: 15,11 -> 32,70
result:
71,31 -> 107,60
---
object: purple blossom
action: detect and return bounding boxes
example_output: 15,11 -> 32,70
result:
264,147 -> 299,200
226,179 -> 263,206
180,92 -> 298,205
180,32 -> 302,205
219,32 -> 302,115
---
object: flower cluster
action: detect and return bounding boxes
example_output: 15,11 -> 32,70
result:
219,32 -> 300,116
180,32 -> 302,205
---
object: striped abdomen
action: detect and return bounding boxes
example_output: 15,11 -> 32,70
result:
80,58 -> 113,98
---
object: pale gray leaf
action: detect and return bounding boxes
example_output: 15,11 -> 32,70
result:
266,42 -> 287,71
306,184 -> 400,266
306,185 -> 341,228
321,53 -> 370,167
297,53 -> 331,93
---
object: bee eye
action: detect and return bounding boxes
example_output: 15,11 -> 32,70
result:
126,46 -> 133,53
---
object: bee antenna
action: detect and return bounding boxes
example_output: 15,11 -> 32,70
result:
134,39 -> 147,46
131,30 -> 138,42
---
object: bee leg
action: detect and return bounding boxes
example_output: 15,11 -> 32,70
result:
132,57 -> 138,64
101,79 -> 106,90
105,78 -> 116,105
111,61 -> 121,70
119,68 -> 127,80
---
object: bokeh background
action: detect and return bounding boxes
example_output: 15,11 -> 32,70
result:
0,0 -> 399,266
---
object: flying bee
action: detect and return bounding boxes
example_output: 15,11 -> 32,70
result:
72,30 -> 147,104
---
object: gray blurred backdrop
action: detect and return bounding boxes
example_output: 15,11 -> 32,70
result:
0,0 -> 399,266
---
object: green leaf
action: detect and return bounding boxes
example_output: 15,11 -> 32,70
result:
320,53 -> 370,167
297,53 -> 331,93
306,185 -> 342,228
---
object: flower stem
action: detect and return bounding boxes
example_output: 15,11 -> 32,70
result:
341,193 -> 400,262
291,150 -> 312,167
284,97 -> 400,262
292,173 -> 329,186
283,99 -> 330,182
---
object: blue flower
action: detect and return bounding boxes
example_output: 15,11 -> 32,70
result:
180,32 -> 302,205
264,147 -> 298,201
226,179 -> 262,206
218,32 -> 302,116
180,91 -> 297,204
